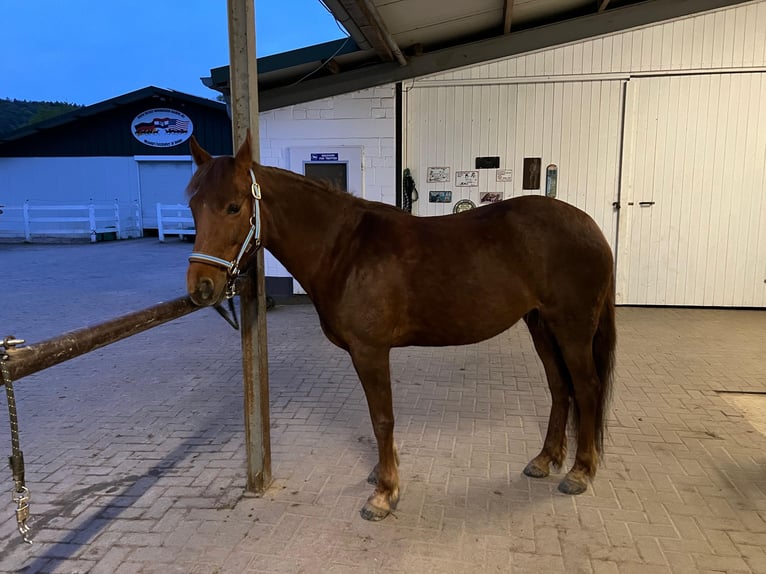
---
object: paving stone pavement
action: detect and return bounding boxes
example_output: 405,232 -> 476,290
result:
0,238 -> 765,573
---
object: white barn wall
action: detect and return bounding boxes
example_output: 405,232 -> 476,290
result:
404,0 -> 766,307
257,86 -> 396,286
0,157 -> 138,206
0,156 -> 142,237
0,156 -> 192,238
405,80 -> 624,250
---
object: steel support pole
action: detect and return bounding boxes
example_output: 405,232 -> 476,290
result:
227,0 -> 272,494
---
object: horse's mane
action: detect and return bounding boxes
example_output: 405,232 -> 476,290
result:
187,158 -> 406,217
259,163 -> 407,216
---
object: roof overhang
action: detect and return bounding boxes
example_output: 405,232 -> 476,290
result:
205,0 -> 755,111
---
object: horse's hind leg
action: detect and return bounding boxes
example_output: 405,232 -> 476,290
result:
523,310 -> 571,479
349,344 -> 400,521
555,334 -> 602,495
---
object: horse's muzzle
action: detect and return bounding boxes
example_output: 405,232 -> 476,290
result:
194,277 -> 215,302
188,273 -> 225,307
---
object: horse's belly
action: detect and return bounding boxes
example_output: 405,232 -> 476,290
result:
398,301 -> 529,347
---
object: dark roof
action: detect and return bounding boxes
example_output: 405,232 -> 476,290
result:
0,86 -> 225,144
0,86 -> 232,157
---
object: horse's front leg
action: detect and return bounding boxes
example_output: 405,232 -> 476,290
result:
349,344 -> 399,521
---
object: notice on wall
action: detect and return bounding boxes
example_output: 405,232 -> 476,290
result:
455,170 -> 479,187
496,169 -> 513,183
427,167 -> 450,183
310,153 -> 339,161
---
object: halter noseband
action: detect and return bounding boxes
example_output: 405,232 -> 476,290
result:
188,168 -> 262,298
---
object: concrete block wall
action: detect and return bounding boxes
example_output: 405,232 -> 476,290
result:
257,86 -> 397,287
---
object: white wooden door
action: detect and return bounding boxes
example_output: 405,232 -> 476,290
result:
617,73 -> 766,307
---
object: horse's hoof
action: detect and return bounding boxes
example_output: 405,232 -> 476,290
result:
523,459 -> 550,478
360,489 -> 398,521
360,501 -> 390,521
367,464 -> 379,485
558,473 -> 588,495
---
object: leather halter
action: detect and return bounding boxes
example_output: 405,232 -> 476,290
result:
188,167 -> 262,298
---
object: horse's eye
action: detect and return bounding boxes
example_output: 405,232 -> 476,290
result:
226,203 -> 241,215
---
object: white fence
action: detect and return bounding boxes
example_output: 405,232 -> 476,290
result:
0,201 -> 141,242
157,203 -> 195,242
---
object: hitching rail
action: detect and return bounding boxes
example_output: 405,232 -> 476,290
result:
2,295 -> 199,383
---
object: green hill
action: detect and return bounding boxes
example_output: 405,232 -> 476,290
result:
0,98 -> 83,137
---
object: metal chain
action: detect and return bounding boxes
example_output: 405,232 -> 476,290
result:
2,357 -> 21,484
1,342 -> 33,544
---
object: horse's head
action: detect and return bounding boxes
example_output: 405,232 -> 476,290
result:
186,133 -> 260,306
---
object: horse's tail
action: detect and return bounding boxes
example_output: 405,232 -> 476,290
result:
592,274 -> 617,458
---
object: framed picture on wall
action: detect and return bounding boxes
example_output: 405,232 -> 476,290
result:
480,192 -> 503,204
523,158 -> 541,190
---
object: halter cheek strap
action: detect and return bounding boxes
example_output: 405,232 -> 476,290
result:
188,168 -> 262,298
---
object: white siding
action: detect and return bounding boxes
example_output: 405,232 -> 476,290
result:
617,73 -> 766,307
0,156 -> 139,206
405,79 -> 624,250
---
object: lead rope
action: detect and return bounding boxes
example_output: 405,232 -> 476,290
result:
1,337 -> 32,544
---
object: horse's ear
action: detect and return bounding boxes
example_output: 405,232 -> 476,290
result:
234,129 -> 253,169
189,135 -> 212,166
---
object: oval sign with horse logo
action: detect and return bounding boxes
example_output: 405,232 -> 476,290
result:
131,108 -> 193,148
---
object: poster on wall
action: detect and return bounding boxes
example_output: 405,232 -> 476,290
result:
131,108 -> 193,148
496,169 -> 513,183
480,192 -> 503,204
427,167 -> 450,183
522,158 -> 541,190
429,190 -> 452,203
455,170 -> 479,187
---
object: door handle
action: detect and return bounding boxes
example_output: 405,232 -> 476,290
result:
639,201 -> 655,207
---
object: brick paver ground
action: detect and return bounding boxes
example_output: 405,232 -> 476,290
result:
0,238 -> 764,573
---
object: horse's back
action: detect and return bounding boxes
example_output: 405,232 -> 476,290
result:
327,195 -> 613,347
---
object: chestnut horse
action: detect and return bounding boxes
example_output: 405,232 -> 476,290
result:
185,133 -> 616,521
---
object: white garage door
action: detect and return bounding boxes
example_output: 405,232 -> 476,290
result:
137,160 -> 193,229
617,73 -> 766,307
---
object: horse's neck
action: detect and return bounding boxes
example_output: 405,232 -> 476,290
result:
260,170 -> 354,297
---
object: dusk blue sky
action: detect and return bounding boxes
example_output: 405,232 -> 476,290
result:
1,1 -> 346,106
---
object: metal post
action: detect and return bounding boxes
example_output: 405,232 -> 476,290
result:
157,203 -> 165,242
23,201 -> 30,242
114,200 -> 122,239
89,202 -> 97,243
227,0 -> 271,494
